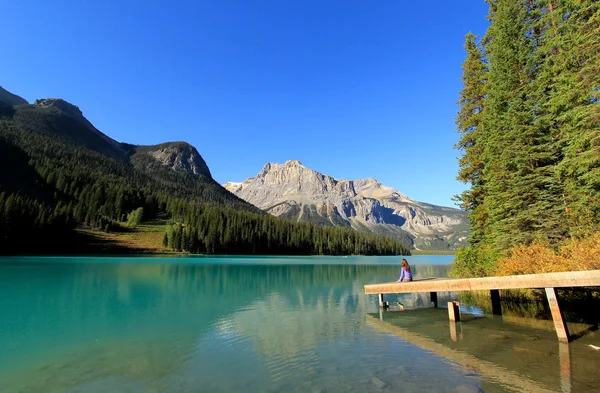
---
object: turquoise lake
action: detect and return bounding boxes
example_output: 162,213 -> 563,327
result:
0,255 -> 598,392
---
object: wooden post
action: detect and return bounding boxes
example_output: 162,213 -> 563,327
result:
545,287 -> 570,342
448,301 -> 461,322
378,294 -> 388,308
490,289 -> 502,315
430,292 -> 438,308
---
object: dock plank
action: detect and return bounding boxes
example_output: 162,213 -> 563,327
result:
364,270 -> 600,295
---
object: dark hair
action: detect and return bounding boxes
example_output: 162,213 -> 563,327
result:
401,258 -> 411,273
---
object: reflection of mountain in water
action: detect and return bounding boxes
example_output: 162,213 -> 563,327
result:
220,286 -> 371,379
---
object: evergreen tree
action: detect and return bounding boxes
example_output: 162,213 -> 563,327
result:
476,0 -> 562,250
455,32 -> 488,245
126,207 -> 144,227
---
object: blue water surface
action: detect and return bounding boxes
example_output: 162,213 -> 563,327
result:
0,256 -> 596,393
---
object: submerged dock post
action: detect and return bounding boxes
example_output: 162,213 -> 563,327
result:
449,321 -> 458,342
448,301 -> 461,322
378,294 -> 389,308
430,292 -> 438,308
545,287 -> 570,342
559,341 -> 572,393
490,289 -> 502,316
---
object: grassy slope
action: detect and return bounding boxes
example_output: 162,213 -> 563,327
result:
76,220 -> 177,254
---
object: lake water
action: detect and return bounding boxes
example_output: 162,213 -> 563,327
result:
0,256 -> 598,392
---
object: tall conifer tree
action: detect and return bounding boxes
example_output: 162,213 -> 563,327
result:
479,0 -> 562,250
455,32 -> 488,245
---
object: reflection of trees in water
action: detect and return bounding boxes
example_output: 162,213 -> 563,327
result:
111,263 -> 450,298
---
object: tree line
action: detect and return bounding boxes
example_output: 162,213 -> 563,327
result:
163,200 -> 408,255
454,0 -> 599,275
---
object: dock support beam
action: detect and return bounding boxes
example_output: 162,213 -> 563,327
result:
378,294 -> 389,308
490,290 -> 502,316
545,287 -> 570,342
448,301 -> 461,322
430,292 -> 438,308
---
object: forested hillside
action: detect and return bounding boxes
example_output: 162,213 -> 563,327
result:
454,0 -> 599,276
0,96 -> 409,256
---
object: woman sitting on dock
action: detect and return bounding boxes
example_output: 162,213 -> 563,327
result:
397,258 -> 413,282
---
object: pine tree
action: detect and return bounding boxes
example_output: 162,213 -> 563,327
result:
455,32 -> 488,245
478,0 -> 563,250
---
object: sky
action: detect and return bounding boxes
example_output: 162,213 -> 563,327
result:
1,0 -> 490,208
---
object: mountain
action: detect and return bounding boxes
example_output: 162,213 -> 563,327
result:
224,160 -> 470,250
29,98 -> 131,159
0,90 -> 258,214
3,96 -> 234,193
0,86 -> 28,107
0,86 -> 409,256
15,98 -> 213,179
132,142 -> 212,178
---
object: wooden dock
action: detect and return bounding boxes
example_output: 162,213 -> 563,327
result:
364,270 -> 600,342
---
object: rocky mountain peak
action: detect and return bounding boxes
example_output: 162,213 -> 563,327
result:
356,177 -> 380,186
284,160 -> 303,167
134,142 -> 212,178
258,160 -> 304,177
34,98 -> 84,119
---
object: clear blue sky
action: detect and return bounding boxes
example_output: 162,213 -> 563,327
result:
1,0 -> 490,208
